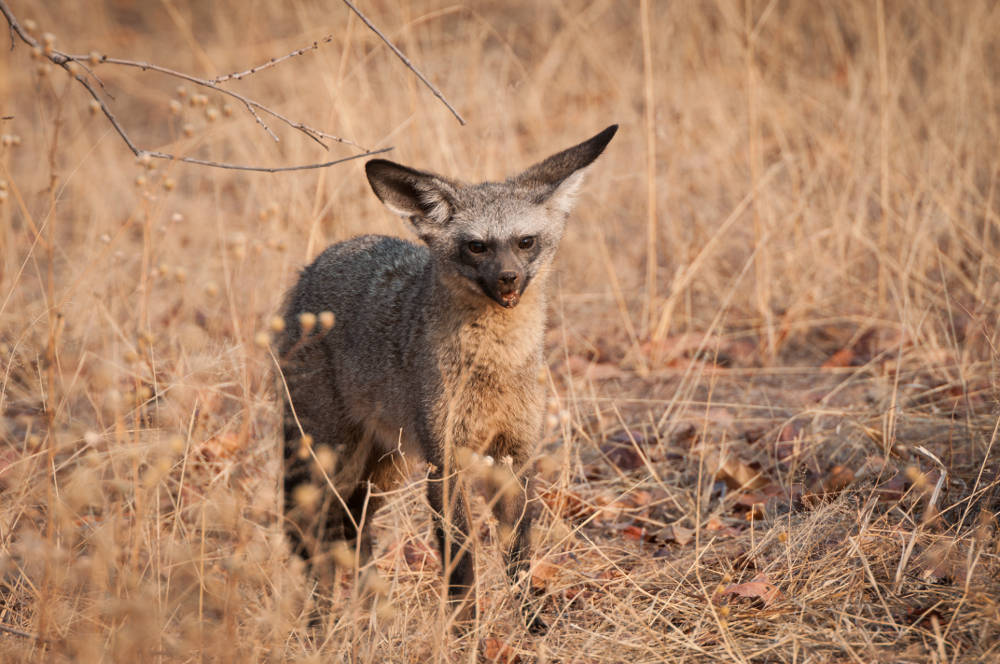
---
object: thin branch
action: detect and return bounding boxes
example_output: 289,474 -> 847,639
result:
74,56 -> 395,172
0,0 -> 390,172
70,53 -> 113,99
137,147 -> 393,173
213,34 -> 335,83
243,99 -> 279,142
0,623 -> 36,640
341,0 -> 466,126
81,55 -> 337,149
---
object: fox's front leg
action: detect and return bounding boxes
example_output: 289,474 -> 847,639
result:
490,449 -> 547,633
425,461 -> 476,625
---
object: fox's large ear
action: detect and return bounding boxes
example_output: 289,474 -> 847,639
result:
514,124 -> 618,215
365,160 -> 459,224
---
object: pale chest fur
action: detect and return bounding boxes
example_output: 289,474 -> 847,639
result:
429,290 -> 547,454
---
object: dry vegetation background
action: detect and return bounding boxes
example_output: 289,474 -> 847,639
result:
1,0 -> 999,662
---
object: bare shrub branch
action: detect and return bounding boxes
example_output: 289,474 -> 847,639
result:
0,0 -> 394,172
0,623 -> 35,640
212,35 -> 336,84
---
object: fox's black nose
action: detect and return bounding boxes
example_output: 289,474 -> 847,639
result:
498,271 -> 519,287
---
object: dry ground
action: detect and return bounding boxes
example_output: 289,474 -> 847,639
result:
1,0 -> 998,662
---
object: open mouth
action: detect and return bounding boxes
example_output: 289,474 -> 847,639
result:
478,278 -> 525,309
481,282 -> 521,308
498,291 -> 520,308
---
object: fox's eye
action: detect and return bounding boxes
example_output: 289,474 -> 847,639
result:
467,240 -> 487,254
518,236 -> 535,250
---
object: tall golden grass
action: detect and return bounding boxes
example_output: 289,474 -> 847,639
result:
1,0 -> 997,661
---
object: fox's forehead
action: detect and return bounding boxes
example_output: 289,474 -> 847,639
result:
450,181 -> 556,240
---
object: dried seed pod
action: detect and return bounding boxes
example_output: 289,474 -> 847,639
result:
298,312 -> 316,335
292,483 -> 321,514
313,445 -> 337,474
330,540 -> 355,568
296,433 -> 314,459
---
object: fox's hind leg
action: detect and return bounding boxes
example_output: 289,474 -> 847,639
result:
339,448 -> 410,562
282,388 -> 373,575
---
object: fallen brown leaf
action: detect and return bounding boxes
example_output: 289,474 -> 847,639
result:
715,573 -> 782,607
629,489 -> 653,507
733,491 -> 769,507
669,524 -> 694,546
823,465 -> 855,492
540,487 -> 591,522
778,423 -> 801,442
482,637 -> 519,664
622,525 -> 646,541
733,492 -> 767,518
708,450 -> 769,490
705,516 -> 743,537
530,560 -> 558,590
821,347 -> 855,368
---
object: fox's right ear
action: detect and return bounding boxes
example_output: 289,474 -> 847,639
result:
365,160 -> 458,225
514,124 -> 618,215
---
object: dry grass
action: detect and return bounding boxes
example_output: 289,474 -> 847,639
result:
1,0 -> 998,662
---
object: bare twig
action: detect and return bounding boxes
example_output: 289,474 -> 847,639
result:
242,99 -> 280,142
0,0 -> 391,172
213,35 -> 335,83
341,0 -> 465,126
0,622 -> 36,640
133,147 -> 392,173
88,54 -> 347,149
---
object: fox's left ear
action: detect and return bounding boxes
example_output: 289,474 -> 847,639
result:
513,125 -> 618,215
